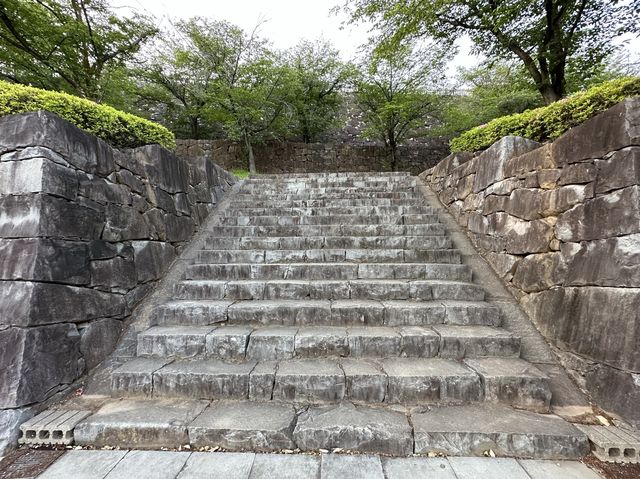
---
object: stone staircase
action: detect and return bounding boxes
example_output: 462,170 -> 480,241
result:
56,172 -> 588,458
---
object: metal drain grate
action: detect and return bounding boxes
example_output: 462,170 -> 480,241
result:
576,424 -> 640,463
19,410 -> 91,446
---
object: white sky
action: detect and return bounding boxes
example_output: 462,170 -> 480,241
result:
111,0 -> 638,80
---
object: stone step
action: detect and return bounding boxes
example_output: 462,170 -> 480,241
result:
150,300 -> 500,327
136,324 -> 520,361
174,279 -> 481,301
249,171 -> 411,179
220,205 -> 434,216
203,235 -> 453,250
110,357 -> 550,410
194,249 -> 461,264
233,192 -> 424,201
237,185 -> 418,194
216,213 -> 440,226
205,224 -> 446,237
184,262 -> 470,281
228,198 -> 428,208
72,400 -> 586,458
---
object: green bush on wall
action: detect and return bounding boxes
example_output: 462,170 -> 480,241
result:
0,80 -> 175,150
450,77 -> 640,153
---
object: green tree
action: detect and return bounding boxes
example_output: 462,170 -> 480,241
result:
355,46 -> 446,171
133,18 -> 242,139
213,54 -> 296,173
0,0 -> 156,101
439,61 -> 542,136
342,0 -> 637,104
287,39 -> 353,142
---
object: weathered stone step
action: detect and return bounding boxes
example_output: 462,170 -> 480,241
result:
203,235 -> 453,250
136,324 -> 520,361
73,400 -> 586,458
174,279 -> 481,301
111,356 -> 549,410
237,185 -> 418,194
205,224 -> 446,237
229,198 -> 428,208
150,300 -> 500,327
233,192 -> 423,201
250,171 -> 411,179
194,249 -> 461,265
184,262 -> 470,281
221,205 -> 434,217
217,213 -> 440,226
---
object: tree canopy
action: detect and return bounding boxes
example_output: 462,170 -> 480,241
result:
355,45 -> 448,170
342,0 -> 638,103
0,0 -> 156,101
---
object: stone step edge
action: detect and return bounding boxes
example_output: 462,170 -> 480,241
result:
71,400 -> 588,459
136,323 -> 521,361
151,299 -> 499,328
110,356 -> 550,412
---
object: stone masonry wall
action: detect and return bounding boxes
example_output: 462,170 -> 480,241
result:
176,138 -> 450,175
0,111 -> 237,453
421,98 -> 640,426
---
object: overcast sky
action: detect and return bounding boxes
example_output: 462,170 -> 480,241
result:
111,0 -> 639,79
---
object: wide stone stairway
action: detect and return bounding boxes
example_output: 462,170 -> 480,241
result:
58,172 -> 588,459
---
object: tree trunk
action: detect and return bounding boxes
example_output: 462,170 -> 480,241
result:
388,131 -> 398,172
244,133 -> 256,174
538,83 -> 562,104
190,117 -> 200,140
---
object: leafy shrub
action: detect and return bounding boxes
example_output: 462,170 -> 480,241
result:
0,80 -> 175,150
450,77 -> 640,152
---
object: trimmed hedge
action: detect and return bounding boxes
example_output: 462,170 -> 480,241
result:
0,80 -> 175,150
450,77 -> 640,153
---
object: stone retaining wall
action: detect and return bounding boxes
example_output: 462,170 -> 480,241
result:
421,98 -> 640,426
0,111 -> 236,453
175,139 -> 450,175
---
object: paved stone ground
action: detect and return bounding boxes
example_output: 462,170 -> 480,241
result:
34,450 -> 602,479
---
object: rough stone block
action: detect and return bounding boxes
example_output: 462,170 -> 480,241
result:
0,194 -> 103,239
522,287 -> 640,371
413,404 -> 589,459
552,98 -> 640,165
293,403 -> 413,456
397,326 -> 439,357
503,144 -> 554,177
137,326 -> 214,358
90,256 -> 136,290
74,399 -> 208,448
0,238 -> 89,285
0,281 -> 126,327
246,327 -> 297,360
0,111 -> 115,175
132,241 -> 176,283
294,326 -> 349,357
465,358 -> 551,412
558,161 -> 597,185
111,358 -> 170,397
153,360 -> 255,399
511,252 -> 566,292
340,358 -> 387,402
249,361 -> 277,400
473,137 -> 541,192
274,359 -> 345,402
595,147 -> 640,193
0,157 -> 78,199
0,324 -> 82,408
79,318 -> 123,370
206,326 -> 253,359
188,402 -> 296,451
504,216 -> 553,254
382,358 -> 481,404
557,185 -> 640,242
103,204 -> 151,241
564,234 -> 640,287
